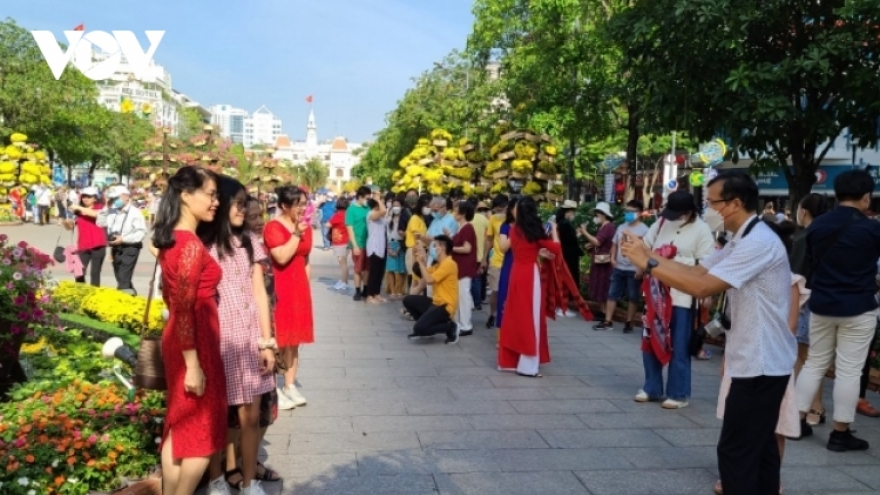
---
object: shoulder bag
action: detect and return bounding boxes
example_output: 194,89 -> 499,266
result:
133,258 -> 166,391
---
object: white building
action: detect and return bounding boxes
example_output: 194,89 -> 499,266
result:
243,105 -> 283,148
273,109 -> 363,191
209,104 -> 249,144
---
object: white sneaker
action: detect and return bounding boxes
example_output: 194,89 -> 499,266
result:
276,388 -> 297,410
284,384 -> 308,407
634,390 -> 651,403
208,476 -> 232,495
661,398 -> 689,409
337,282 -> 349,290
563,310 -> 576,318
241,480 -> 268,495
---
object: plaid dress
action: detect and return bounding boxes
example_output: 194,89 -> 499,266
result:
210,235 -> 276,406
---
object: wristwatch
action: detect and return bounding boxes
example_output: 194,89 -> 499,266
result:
644,258 -> 659,275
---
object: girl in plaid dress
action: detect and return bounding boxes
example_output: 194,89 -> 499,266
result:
200,177 -> 277,495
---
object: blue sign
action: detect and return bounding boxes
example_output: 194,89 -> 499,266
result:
752,164 -> 880,194
667,180 -> 677,190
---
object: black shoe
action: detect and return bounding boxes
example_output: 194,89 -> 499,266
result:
792,418 -> 813,441
827,428 -> 870,452
474,305 -> 482,311
593,321 -> 613,331
622,322 -> 634,334
353,290 -> 363,301
593,311 -> 606,323
486,316 -> 495,329
445,322 -> 460,344
460,329 -> 473,337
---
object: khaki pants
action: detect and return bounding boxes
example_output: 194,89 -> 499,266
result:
795,309 -> 878,423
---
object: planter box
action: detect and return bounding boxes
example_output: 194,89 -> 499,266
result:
418,157 -> 434,165
523,133 -> 541,143
497,151 -> 516,161
538,153 -> 555,163
540,133 -> 552,143
480,179 -> 492,187
492,170 -> 510,180
433,139 -> 448,147
500,131 -> 522,141
510,172 -> 529,180
467,161 -> 483,169
462,144 -> 475,152
534,171 -> 553,181
546,193 -> 563,201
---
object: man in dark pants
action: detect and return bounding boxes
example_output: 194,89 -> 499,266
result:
98,186 -> 146,295
403,235 -> 459,344
621,172 -> 796,495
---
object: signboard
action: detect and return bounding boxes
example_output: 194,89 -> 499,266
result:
751,164 -> 880,195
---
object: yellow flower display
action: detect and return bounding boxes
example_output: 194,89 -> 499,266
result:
54,281 -> 167,336
120,98 -> 135,113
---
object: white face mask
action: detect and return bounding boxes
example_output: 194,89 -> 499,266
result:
391,206 -> 401,215
593,216 -> 602,224
422,207 -> 432,216
703,208 -> 725,233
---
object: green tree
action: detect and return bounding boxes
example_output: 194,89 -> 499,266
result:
176,107 -> 206,141
299,158 -> 329,192
107,112 -> 154,180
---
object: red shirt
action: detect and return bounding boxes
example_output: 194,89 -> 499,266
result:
452,223 -> 478,279
76,205 -> 107,251
328,210 -> 349,246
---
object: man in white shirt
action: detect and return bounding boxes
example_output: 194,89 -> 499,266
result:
621,172 -> 796,495
97,186 -> 146,295
36,184 -> 53,225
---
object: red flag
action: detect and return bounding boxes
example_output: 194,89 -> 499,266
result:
73,24 -> 85,31
305,95 -> 313,104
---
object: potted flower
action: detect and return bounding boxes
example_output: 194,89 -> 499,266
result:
0,234 -> 57,398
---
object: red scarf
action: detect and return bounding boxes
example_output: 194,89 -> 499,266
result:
541,255 -> 594,321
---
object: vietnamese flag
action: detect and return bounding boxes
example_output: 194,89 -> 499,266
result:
73,24 -> 85,31
305,95 -> 313,104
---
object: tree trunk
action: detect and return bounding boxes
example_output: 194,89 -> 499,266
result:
788,156 -> 819,210
66,164 -> 73,186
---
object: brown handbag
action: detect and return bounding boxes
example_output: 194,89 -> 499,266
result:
133,260 -> 167,391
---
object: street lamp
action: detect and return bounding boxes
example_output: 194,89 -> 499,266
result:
161,127 -> 171,180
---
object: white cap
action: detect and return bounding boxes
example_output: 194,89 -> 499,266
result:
81,186 -> 99,196
108,186 -> 130,198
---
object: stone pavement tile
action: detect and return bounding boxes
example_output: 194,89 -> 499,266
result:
267,416 -> 354,434
356,449 -> 501,474
577,374 -> 642,388
279,389 -> 350,405
610,398 -> 716,414
574,468 -> 717,495
836,465 -> 880,490
300,349 -> 346,359
538,429 -> 672,448
548,385 -> 635,400
464,414 -> 587,430
296,367 -> 347,378
286,431 -> 421,454
302,376 -> 401,390
352,366 -> 439,377
783,440 -> 878,466
436,366 -> 504,376
353,415 -> 473,433
262,453 -> 359,478
262,434 -> 291,456
490,448 -> 633,471
539,364 -> 622,376
417,430 -> 549,450
487,375 -> 588,388
449,387 -> 555,401
778,466 -> 872,493
301,358 -> 393,369
508,399 -> 622,414
283,473 -> 438,495
577,412 -> 701,430
395,376 -> 495,389
434,471 -> 590,495
348,387 -> 455,403
613,446 -> 717,469
386,357 -> 479,368
347,349 -> 429,359
652,428 -> 721,447
404,400 -> 516,416
280,401 -> 407,417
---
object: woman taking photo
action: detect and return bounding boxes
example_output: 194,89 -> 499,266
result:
152,166 -> 226,495
405,194 -> 433,295
65,186 -> 107,286
200,178 -> 276,495
264,186 -> 313,408
579,202 -> 616,323
498,196 -> 561,377
364,196 -> 388,303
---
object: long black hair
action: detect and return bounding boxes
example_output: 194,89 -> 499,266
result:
276,185 -> 306,209
152,166 -> 219,249
198,175 -> 254,263
505,197 -> 519,225
514,196 -> 547,243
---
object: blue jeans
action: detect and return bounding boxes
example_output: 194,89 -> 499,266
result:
321,224 -> 331,249
642,306 -> 693,401
470,276 -> 482,309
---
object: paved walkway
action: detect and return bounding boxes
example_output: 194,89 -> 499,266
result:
7,222 -> 880,494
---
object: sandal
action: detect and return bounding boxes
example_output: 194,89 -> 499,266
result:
516,372 -> 543,378
255,462 -> 282,482
857,398 -> 880,418
696,349 -> 712,360
225,468 -> 243,490
806,408 -> 826,426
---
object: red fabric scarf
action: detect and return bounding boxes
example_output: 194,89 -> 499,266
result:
541,255 -> 594,321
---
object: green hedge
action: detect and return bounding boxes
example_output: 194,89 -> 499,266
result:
58,312 -> 141,347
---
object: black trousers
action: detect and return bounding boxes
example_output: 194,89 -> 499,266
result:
365,253 -> 386,297
111,245 -> 141,294
38,205 -> 50,225
718,374 -> 789,495
403,295 -> 452,337
76,247 -> 106,287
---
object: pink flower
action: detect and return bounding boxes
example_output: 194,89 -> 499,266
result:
12,296 -> 25,306
0,234 -> 7,241
88,434 -> 97,444
12,437 -> 25,447
16,241 -> 26,248
12,272 -> 22,281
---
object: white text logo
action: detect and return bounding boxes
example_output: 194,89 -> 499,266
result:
31,30 -> 165,81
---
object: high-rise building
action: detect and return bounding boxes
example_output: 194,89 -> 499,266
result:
243,105 -> 283,148
209,105 -> 249,144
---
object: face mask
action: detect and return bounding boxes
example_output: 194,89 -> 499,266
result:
624,212 -> 638,223
406,196 -> 417,207
391,206 -> 401,215
704,208 -> 725,232
113,198 -> 124,209
422,207 -> 432,216
593,216 -> 602,224
432,211 -> 442,219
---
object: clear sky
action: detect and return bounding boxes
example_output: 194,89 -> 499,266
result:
9,0 -> 475,143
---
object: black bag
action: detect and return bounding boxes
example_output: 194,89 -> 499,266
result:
53,245 -> 66,263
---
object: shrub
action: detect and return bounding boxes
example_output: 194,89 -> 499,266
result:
53,281 -> 165,337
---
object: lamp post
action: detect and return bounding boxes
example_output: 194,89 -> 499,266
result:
161,127 -> 170,179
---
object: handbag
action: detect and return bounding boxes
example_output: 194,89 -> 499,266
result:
53,228 -> 70,263
133,259 -> 167,391
593,253 -> 612,264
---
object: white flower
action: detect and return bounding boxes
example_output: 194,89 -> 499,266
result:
17,477 -> 29,487
155,436 -> 161,444
154,417 -> 163,423
67,477 -> 78,484
28,489 -> 36,495
51,459 -> 59,468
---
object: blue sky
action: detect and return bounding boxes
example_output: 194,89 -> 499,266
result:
10,0 -> 475,143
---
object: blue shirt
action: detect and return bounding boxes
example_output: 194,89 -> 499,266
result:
319,201 -> 337,223
807,206 -> 880,317
427,213 -> 459,263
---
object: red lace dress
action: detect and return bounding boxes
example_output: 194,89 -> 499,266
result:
159,230 -> 227,458
264,220 -> 314,347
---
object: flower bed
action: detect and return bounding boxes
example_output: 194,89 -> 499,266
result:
53,281 -> 165,337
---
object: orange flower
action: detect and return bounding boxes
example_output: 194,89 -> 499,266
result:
73,440 -> 83,449
67,456 -> 76,465
55,475 -> 65,486
87,459 -> 96,467
25,454 -> 34,463
45,466 -> 53,474
39,434 -> 48,444
108,451 -> 118,459
20,424 -> 31,433
115,444 -> 125,452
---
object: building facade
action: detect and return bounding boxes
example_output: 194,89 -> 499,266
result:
244,105 -> 284,148
209,104 -> 249,144
273,109 -> 363,191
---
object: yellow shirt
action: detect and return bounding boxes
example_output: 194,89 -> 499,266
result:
429,256 -> 458,316
487,213 -> 506,268
405,214 -> 427,249
470,213 -> 490,262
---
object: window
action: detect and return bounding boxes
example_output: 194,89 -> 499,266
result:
336,168 -> 344,178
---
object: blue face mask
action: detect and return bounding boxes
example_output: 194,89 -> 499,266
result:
432,211 -> 441,219
113,198 -> 125,209
624,212 -> 638,223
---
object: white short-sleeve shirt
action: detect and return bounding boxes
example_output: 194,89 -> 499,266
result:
702,216 -> 797,378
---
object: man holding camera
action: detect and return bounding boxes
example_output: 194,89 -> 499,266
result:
98,186 -> 146,295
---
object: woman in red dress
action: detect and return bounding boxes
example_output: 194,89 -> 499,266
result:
152,166 -> 227,495
498,196 -> 561,377
263,186 -> 313,408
